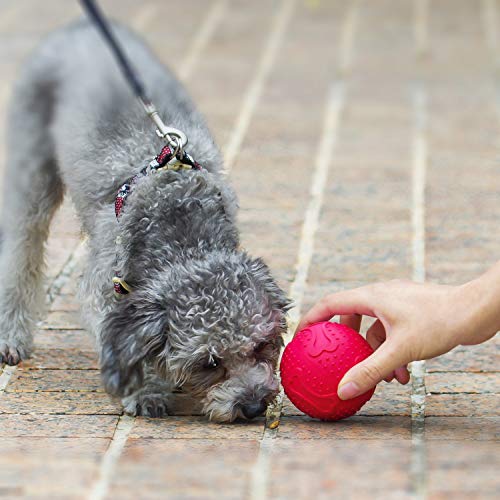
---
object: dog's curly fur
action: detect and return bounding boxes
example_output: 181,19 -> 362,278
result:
0,21 -> 290,422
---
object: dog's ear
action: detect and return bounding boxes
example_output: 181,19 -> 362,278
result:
100,296 -> 168,398
250,257 -> 292,312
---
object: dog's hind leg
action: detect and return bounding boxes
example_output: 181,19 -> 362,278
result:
0,63 -> 64,365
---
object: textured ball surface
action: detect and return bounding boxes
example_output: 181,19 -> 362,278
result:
281,322 -> 375,420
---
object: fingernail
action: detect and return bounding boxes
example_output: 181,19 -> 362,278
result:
338,381 -> 361,400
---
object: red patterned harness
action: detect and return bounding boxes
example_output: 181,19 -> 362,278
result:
112,145 -> 203,296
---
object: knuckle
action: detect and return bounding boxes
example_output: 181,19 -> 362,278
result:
358,362 -> 384,384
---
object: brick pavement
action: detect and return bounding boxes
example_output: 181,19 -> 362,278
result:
0,1 -> 499,498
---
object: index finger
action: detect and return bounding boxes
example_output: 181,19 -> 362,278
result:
296,286 -> 377,333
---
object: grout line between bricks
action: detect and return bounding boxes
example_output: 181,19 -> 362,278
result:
481,0 -> 499,56
286,82 -> 345,333
87,416 -> 135,500
87,3 -> 230,497
178,0 -> 228,81
249,3 -> 358,496
411,86 -> 426,285
0,365 -> 16,391
46,241 -> 87,304
412,3 -> 432,497
286,0 -> 358,332
410,81 -> 428,500
249,391 -> 283,500
223,0 -> 296,174
414,0 -> 430,58
249,80 -> 346,500
338,0 -> 360,76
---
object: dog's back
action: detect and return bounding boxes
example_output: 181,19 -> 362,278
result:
0,19 -> 227,365
8,20 -> 222,225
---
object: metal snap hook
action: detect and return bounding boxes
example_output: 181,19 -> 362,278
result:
143,101 -> 188,148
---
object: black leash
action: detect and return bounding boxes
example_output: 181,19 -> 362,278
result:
80,0 -> 148,103
79,0 -> 206,297
79,0 -> 187,151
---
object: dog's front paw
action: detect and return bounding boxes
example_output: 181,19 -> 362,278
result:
122,393 -> 170,418
0,340 -> 30,366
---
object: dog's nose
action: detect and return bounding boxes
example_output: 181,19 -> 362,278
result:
241,400 -> 267,419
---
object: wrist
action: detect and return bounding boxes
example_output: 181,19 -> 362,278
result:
456,264 -> 500,345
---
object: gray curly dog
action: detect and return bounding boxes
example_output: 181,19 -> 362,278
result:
0,21 -> 290,422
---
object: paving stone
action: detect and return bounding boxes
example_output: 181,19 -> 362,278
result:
228,0 -> 350,287
0,0 -> 80,35
109,439 -> 259,499
0,0 -> 499,497
424,0 -> 500,290
21,348 -> 99,370
425,394 -> 500,417
186,0 -> 297,147
49,198 -> 80,233
301,280 -> 369,317
130,0 -> 221,77
0,462 -> 98,499
5,369 -> 103,392
42,310 -> 82,329
426,440 -> 499,499
0,391 -> 121,415
305,3 -> 415,287
358,381 -> 411,417
0,435 -> 109,457
426,335 -> 499,372
45,237 -> 80,280
130,415 -> 264,439
268,439 -> 413,499
426,372 -> 500,394
424,417 -> 500,441
275,415 -> 411,440
0,414 -> 118,437
0,437 -> 109,499
50,293 -> 80,312
33,329 -> 95,351
44,202 -> 81,280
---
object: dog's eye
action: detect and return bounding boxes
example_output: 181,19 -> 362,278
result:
204,357 -> 220,369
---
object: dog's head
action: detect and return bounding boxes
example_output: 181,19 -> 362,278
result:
100,251 -> 290,421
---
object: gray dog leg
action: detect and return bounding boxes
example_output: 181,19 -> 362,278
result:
0,66 -> 64,364
121,368 -> 174,417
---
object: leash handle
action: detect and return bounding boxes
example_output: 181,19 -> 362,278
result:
79,0 -> 187,149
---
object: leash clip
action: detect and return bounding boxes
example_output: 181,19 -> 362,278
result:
142,101 -> 188,155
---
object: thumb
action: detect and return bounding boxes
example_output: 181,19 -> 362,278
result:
337,342 -> 405,400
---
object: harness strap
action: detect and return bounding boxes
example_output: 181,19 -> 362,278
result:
112,145 -> 204,297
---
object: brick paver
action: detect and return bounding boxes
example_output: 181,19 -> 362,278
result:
0,1 -> 498,499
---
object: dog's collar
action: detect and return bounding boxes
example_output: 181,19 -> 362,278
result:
112,144 -> 204,297
114,145 -> 203,218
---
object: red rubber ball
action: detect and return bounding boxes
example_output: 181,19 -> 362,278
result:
280,321 -> 375,420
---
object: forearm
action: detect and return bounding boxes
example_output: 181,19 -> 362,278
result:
459,260 -> 500,345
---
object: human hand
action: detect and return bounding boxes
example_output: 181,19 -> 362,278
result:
297,276 -> 498,400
